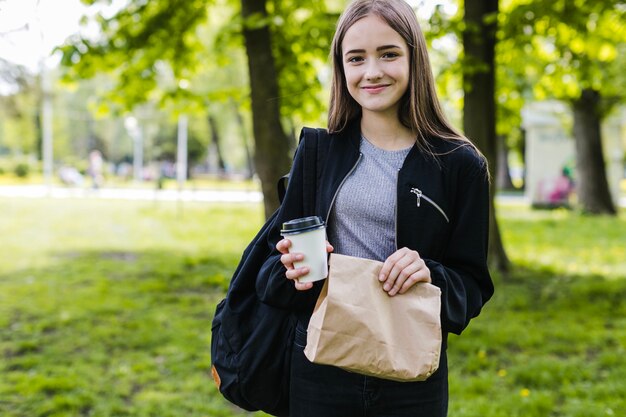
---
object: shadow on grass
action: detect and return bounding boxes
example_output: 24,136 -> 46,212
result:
447,263 -> 626,416
3,250 -> 625,417
0,249 -> 248,417
494,263 -> 626,314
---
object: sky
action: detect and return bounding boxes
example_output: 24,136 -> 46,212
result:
0,0 -> 455,71
0,0 -> 89,69
0,0 -> 130,72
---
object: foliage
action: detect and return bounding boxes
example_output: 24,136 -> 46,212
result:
59,0 -> 337,128
0,58 -> 33,93
13,162 -> 30,178
61,0 -> 209,110
425,3 -> 525,151
499,0 -> 626,114
1,197 -> 625,416
265,0 -> 339,128
427,0 -> 626,155
0,59 -> 40,158
498,0 -> 626,215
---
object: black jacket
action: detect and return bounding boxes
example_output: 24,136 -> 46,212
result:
257,122 -> 493,336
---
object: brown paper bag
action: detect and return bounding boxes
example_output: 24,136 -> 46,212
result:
304,253 -> 442,381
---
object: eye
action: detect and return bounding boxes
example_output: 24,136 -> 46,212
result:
381,51 -> 399,59
346,55 -> 364,63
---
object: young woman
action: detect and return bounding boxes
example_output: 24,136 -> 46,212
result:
257,0 -> 494,415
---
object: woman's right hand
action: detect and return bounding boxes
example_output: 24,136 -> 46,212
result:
276,238 -> 333,291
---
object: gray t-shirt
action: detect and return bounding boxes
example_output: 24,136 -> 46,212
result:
327,137 -> 412,262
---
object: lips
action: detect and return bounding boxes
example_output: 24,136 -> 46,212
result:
361,84 -> 390,93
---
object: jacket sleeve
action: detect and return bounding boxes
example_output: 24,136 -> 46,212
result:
425,156 -> 494,335
254,140 -> 323,312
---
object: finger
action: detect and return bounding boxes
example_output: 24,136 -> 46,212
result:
386,260 -> 421,296
398,268 -> 431,295
293,280 -> 314,291
276,238 -> 292,254
326,241 -> 334,253
382,251 -> 418,290
285,266 -> 314,291
379,249 -> 406,282
390,261 -> 427,296
280,252 -> 304,269
285,265 -> 310,280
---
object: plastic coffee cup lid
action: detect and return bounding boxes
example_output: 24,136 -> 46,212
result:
281,216 -> 325,235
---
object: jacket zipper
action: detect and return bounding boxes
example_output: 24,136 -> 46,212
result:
395,169 -> 400,250
410,188 -> 450,223
325,153 -> 363,224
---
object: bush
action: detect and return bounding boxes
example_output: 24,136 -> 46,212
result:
14,162 -> 30,178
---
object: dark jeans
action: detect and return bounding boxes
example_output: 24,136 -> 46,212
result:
290,325 -> 448,417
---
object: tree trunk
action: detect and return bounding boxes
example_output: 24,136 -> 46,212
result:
572,89 -> 616,215
496,134 -> 515,190
34,109 -> 43,160
231,99 -> 255,179
241,0 -> 291,218
463,0 -> 510,273
208,115 -> 226,174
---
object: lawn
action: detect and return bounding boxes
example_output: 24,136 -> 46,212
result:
0,197 -> 625,417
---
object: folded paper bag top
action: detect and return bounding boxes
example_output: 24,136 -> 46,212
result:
304,253 -> 442,382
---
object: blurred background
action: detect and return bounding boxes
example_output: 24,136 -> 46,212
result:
1,0 -> 625,416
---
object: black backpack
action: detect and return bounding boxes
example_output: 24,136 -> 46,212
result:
211,128 -> 328,416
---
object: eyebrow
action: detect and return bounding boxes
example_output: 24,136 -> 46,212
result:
344,44 -> 402,55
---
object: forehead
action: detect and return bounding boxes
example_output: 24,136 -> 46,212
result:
342,14 -> 406,53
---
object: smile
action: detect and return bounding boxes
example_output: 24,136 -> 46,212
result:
361,84 -> 390,93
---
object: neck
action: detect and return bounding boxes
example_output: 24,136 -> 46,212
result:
360,111 -> 415,151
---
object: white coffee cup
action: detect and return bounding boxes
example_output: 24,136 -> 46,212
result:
281,216 -> 328,283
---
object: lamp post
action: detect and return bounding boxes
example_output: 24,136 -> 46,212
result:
124,116 -> 143,182
34,3 -> 54,189
176,79 -> 189,190
41,61 -> 53,187
176,114 -> 188,190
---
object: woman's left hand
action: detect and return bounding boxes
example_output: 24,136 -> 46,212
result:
379,247 -> 431,296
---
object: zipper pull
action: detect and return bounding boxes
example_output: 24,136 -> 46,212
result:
410,188 -> 422,207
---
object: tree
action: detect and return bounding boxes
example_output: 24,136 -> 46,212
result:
0,58 -> 39,157
463,0 -> 511,272
500,0 -> 626,215
240,0 -> 291,216
426,1 -> 511,273
60,0 -> 336,217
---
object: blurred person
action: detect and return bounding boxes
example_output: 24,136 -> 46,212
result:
549,166 -> 575,206
88,150 -> 104,189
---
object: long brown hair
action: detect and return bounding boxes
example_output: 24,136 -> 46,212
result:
328,0 -> 477,154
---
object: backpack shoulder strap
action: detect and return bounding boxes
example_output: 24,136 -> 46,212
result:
301,127 -> 330,216
301,128 -> 317,216
278,127 -> 329,211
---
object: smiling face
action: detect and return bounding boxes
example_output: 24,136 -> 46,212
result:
341,14 -> 410,120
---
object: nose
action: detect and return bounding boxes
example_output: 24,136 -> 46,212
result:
364,59 -> 383,81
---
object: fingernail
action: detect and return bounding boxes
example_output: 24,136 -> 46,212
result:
383,284 -> 390,291
379,274 -> 385,282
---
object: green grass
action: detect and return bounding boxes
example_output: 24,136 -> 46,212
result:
448,205 -> 626,417
1,198 -> 625,416
0,198 -> 265,417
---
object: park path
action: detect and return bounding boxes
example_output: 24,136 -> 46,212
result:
0,184 -> 624,207
0,185 -> 262,203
